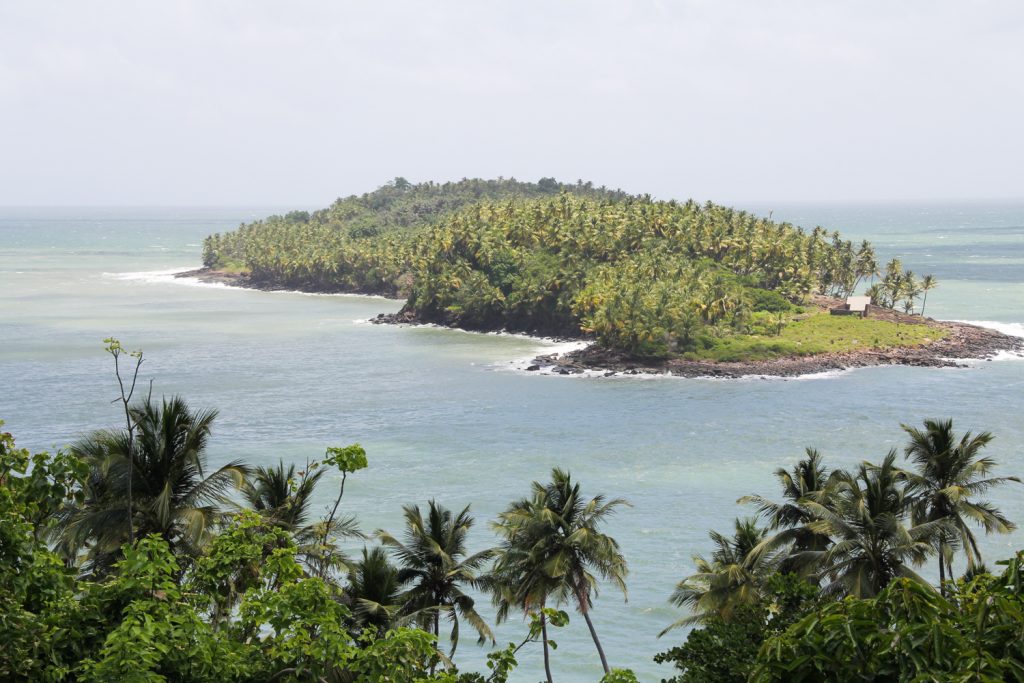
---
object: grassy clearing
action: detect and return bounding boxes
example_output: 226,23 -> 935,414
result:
214,259 -> 249,275
686,310 -> 945,362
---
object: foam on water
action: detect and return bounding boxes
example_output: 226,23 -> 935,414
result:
955,320 -> 1024,338
990,350 -> 1024,362
105,267 -> 232,288
105,268 -> 400,300
947,320 -> 1024,364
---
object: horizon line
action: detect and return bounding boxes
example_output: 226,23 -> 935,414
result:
3,196 -> 1024,210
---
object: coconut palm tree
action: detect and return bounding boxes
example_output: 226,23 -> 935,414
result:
901,270 -> 922,314
663,518 -> 779,632
58,396 -> 249,575
344,545 -> 405,636
489,468 -> 628,676
376,501 -> 494,658
795,452 -> 946,598
485,533 -> 564,683
919,274 -> 938,317
243,460 -> 361,574
244,460 -> 323,537
901,419 -> 1019,592
739,448 -> 835,559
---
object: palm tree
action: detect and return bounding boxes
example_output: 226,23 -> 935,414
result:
901,419 -> 1019,592
59,396 -> 249,575
485,532 -> 564,683
489,468 -> 628,676
243,460 -> 361,573
663,518 -> 779,632
739,448 -> 835,560
882,258 -> 904,308
344,546 -> 405,636
865,283 -> 885,307
244,460 -> 323,537
901,270 -> 922,314
919,274 -> 938,317
794,452 -> 946,598
376,501 -> 494,658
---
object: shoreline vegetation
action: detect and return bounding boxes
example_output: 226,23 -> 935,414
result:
191,177 -> 1023,378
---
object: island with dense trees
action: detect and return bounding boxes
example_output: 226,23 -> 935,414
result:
190,178 -> 1021,377
3,345 -> 1024,681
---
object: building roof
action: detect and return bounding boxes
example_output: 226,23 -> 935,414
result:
847,295 -> 871,312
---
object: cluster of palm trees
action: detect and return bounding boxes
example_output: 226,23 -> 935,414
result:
57,397 -> 250,577
201,177 -> 626,292
406,196 -> 882,349
667,419 -> 1019,630
201,180 -> 891,355
865,257 -> 939,316
56,397 -> 629,682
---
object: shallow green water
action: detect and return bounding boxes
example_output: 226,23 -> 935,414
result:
2,203 -> 1023,681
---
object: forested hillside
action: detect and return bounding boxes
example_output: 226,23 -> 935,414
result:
202,177 -> 627,293
202,179 -> 940,359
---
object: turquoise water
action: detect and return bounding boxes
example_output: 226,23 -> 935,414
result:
2,203 -> 1023,681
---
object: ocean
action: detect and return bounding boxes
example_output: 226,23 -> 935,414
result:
2,201 -> 1023,681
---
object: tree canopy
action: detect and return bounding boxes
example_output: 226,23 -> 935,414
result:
202,178 -> 940,359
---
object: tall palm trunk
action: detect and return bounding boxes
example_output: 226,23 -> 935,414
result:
429,610 -> 440,676
577,587 -> 610,674
540,609 -> 554,683
938,541 -> 946,596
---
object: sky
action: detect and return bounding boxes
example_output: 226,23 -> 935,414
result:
1,1 -> 1022,206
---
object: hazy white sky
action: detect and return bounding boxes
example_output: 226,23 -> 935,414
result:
2,1 -> 1022,206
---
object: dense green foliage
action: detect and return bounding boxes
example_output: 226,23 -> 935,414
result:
0,383 -> 634,683
58,396 -> 249,576
659,418 -> 1023,682
202,177 -> 627,293
203,178 -> 943,359
752,561 -> 1024,682
655,574 -> 818,683
5,404 -> 1024,681
0,420 -> 466,682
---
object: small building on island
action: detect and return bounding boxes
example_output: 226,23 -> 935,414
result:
830,295 -> 871,318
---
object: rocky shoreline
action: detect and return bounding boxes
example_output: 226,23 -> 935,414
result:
528,319 -> 1023,378
373,308 -> 1024,379
182,268 -> 1023,379
174,268 -> 404,299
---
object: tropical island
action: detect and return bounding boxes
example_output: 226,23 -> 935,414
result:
187,178 -> 1022,376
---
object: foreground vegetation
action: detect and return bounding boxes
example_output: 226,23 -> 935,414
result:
659,419 -> 1023,682
5,344 -> 1023,681
2,412 -> 634,683
202,178 -> 939,360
